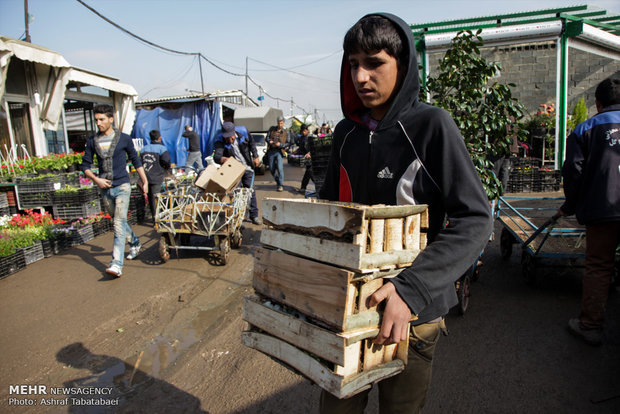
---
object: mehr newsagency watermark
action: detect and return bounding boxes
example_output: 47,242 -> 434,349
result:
8,385 -> 119,407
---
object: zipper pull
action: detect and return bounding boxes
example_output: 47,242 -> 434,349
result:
369,130 -> 374,144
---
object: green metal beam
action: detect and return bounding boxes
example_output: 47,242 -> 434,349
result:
412,17 -> 561,37
560,13 -> 620,32
409,5 -> 587,30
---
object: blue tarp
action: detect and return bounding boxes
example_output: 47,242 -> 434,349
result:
131,101 -> 222,166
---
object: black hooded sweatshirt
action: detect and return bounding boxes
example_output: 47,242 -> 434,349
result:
319,13 -> 493,324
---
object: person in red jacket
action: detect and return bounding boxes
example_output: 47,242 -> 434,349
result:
319,13 -> 492,412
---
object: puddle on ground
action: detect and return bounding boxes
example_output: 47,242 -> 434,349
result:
61,306 -> 227,412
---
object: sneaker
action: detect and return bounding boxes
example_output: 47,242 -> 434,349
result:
277,186 -> 284,192
106,264 -> 122,278
298,187 -> 306,194
567,318 -> 603,346
126,243 -> 142,260
251,217 -> 262,225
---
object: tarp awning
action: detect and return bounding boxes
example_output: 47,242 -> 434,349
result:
68,68 -> 137,97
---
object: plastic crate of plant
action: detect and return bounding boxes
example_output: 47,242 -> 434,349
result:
16,174 -> 66,193
19,192 -> 51,208
53,186 -> 98,205
53,199 -> 101,221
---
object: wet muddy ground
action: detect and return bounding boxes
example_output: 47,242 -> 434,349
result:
1,165 -> 619,413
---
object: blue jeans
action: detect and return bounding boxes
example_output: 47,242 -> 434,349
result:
100,183 -> 140,270
241,169 -> 258,219
267,149 -> 284,186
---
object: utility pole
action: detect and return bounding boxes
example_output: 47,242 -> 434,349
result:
24,0 -> 31,42
197,54 -> 205,95
245,57 -> 249,107
290,97 -> 294,116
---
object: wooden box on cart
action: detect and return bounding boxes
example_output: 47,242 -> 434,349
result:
242,198 -> 429,399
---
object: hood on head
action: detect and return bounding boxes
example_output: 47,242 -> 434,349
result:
340,12 -> 420,127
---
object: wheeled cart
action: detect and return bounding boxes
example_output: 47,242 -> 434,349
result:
496,195 -> 586,284
154,186 -> 252,265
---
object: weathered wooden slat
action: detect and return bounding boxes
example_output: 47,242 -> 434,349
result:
334,341 -> 362,377
363,340 -> 385,371
358,278 -> 383,313
260,228 -> 364,271
261,229 -> 420,272
404,215 -> 420,250
385,218 -> 403,251
363,204 -> 429,219
243,295 -> 349,365
263,198 -> 364,234
369,219 -> 385,254
358,250 -> 419,270
253,247 -> 353,330
241,330 -> 405,399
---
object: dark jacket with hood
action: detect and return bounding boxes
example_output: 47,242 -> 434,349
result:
213,126 -> 258,167
560,104 -> 620,225
319,13 -> 493,324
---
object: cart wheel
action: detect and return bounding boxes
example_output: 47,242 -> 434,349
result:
219,237 -> 230,265
500,228 -> 515,260
159,235 -> 170,263
455,274 -> 471,315
231,230 -> 242,249
521,252 -> 537,285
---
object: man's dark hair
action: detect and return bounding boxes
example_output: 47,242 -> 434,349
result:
343,15 -> 407,68
595,76 -> 620,108
93,104 -> 114,118
149,129 -> 161,142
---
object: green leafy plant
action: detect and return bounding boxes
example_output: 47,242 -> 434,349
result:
567,96 -> 588,131
0,232 -> 17,257
421,29 -> 528,199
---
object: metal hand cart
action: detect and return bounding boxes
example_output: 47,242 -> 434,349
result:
154,186 -> 253,265
496,195 -> 586,284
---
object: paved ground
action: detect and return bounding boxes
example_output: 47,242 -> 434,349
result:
0,163 -> 618,413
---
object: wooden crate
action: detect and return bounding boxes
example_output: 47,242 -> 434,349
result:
254,247 -> 401,331
260,198 -> 428,273
244,198 -> 427,398
242,295 -> 408,399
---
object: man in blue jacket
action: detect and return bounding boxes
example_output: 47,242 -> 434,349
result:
560,76 -> 620,346
214,121 -> 261,225
141,129 -> 171,220
319,14 -> 492,412
81,104 -> 148,278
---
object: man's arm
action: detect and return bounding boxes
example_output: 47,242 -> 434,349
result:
125,135 -> 148,195
213,140 -> 227,164
559,130 -> 584,216
81,139 -> 111,189
376,111 -> 492,343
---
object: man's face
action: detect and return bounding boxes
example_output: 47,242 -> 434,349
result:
348,49 -> 401,120
94,113 -> 114,135
278,120 -> 285,129
301,129 -> 309,136
225,134 -> 235,144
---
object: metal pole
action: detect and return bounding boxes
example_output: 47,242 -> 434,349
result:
197,54 -> 205,95
556,30 -> 569,170
245,57 -> 249,106
24,0 -> 31,42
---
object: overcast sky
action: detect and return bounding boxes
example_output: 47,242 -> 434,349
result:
1,0 -> 619,124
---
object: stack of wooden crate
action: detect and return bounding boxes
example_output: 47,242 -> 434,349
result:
242,198 -> 429,399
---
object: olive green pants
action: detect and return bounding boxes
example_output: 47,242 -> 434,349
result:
320,320 -> 444,414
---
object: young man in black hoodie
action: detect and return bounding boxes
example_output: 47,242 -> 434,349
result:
319,14 -> 492,412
